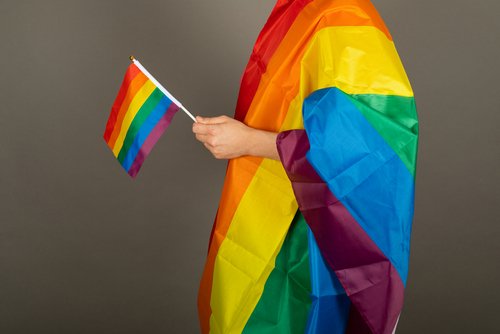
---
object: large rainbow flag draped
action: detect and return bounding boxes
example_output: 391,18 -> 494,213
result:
103,59 -> 182,178
197,0 -> 418,333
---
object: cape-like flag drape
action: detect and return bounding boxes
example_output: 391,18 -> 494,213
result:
103,61 -> 181,178
197,0 -> 418,333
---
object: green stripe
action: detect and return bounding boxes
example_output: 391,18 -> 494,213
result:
242,210 -> 312,334
349,94 -> 419,176
117,88 -> 164,163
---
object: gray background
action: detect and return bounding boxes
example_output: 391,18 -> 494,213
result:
1,0 -> 498,333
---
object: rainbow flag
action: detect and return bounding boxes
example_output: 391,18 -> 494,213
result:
103,58 -> 193,178
197,1 -> 418,334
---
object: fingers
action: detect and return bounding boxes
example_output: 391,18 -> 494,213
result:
192,115 -> 232,160
195,130 -> 222,158
192,115 -> 230,135
196,133 -> 218,147
203,142 -> 215,151
203,142 -> 225,160
192,122 -> 220,136
195,133 -> 214,145
196,115 -> 229,124
195,133 -> 208,142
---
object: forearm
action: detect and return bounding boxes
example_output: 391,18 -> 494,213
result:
246,128 -> 280,161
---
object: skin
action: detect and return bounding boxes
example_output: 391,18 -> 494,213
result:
192,115 -> 280,161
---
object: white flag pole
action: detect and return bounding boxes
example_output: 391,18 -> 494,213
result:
129,56 -> 197,123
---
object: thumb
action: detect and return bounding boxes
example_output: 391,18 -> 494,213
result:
196,115 -> 228,124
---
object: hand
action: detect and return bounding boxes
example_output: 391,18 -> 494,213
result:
192,115 -> 280,160
192,115 -> 251,159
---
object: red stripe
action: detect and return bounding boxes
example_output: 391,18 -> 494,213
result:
234,0 -> 313,122
198,2 -> 319,332
103,63 -> 141,142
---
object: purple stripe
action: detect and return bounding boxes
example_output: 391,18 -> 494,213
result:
277,130 -> 404,334
127,103 -> 180,178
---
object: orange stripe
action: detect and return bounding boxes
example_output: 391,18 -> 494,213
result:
106,72 -> 149,148
234,0 -> 314,121
104,63 -> 142,142
198,1 -> 393,332
245,0 -> 392,129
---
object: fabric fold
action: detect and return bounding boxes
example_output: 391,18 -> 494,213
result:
277,129 -> 406,334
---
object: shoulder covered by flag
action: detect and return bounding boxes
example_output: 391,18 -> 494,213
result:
103,56 -> 195,178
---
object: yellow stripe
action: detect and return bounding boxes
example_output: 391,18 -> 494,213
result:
111,80 -> 156,156
300,26 -> 413,97
208,26 -> 413,333
209,159 -> 298,333
281,26 -> 413,133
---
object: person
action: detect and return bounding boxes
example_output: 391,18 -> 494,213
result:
194,1 -> 418,333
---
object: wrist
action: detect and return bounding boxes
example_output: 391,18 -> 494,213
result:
245,127 -> 279,160
245,126 -> 261,157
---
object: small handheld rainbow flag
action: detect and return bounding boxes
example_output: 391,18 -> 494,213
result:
103,56 -> 195,178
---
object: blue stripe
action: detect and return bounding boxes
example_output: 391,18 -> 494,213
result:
303,87 -> 414,285
121,95 -> 173,172
305,226 -> 350,334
